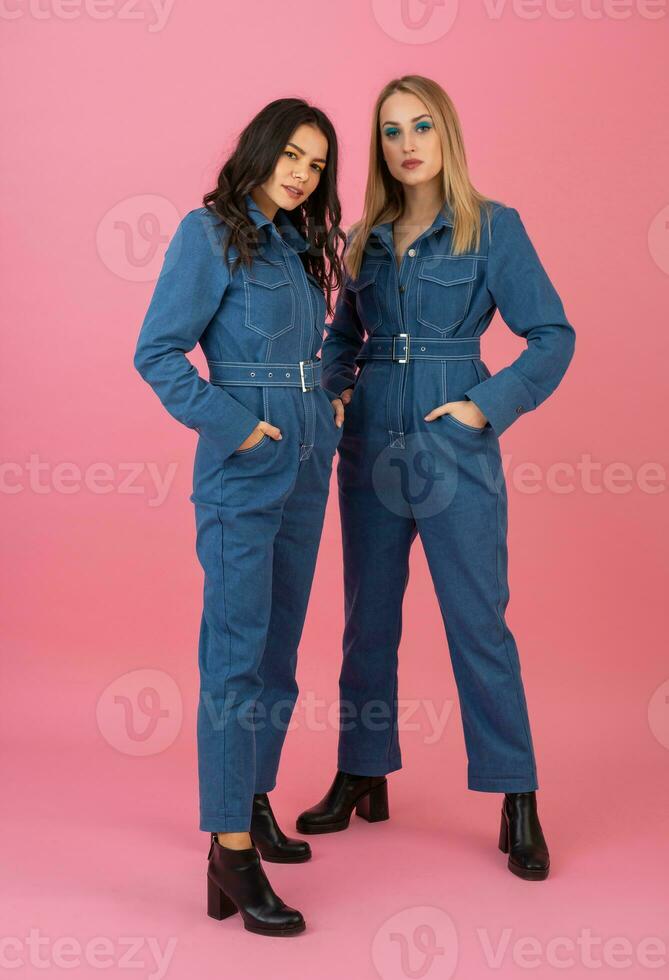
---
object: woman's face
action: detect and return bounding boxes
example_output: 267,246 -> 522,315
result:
260,123 -> 328,211
378,91 -> 443,188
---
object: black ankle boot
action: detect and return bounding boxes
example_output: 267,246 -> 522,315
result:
296,771 -> 389,834
498,791 -> 550,881
206,835 -> 305,936
250,793 -> 312,863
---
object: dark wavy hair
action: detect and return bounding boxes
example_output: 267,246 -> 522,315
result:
202,98 -> 346,317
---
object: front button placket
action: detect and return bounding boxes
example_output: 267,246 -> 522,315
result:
274,227 -> 317,461
376,222 -> 433,449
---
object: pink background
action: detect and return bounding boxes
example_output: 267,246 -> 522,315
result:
3,1 -> 668,977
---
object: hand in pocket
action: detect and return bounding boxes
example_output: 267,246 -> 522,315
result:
424,399 -> 488,429
235,421 -> 282,453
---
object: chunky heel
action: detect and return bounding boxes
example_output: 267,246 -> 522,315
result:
206,836 -> 305,934
207,874 -> 238,921
498,809 -> 509,853
355,779 -> 389,822
498,793 -> 550,881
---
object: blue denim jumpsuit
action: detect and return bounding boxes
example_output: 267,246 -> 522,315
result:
134,196 -> 342,831
321,201 -> 575,792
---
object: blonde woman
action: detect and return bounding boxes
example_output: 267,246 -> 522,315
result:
297,76 -> 575,881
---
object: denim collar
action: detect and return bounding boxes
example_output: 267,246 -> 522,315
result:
368,201 -> 454,248
244,193 -> 310,254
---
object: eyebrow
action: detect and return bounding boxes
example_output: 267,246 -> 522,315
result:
286,141 -> 327,165
381,114 -> 433,126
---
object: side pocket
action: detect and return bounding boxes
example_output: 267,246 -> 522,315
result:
444,414 -> 490,434
232,432 -> 269,455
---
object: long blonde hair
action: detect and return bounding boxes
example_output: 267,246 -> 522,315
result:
346,75 -> 494,278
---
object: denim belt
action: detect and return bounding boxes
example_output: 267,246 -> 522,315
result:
207,358 -> 322,392
355,335 -> 482,450
355,334 -> 481,364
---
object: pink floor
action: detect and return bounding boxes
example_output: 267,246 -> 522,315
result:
5,679 -> 667,980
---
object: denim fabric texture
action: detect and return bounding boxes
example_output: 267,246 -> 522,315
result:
321,201 -> 575,791
134,195 -> 342,830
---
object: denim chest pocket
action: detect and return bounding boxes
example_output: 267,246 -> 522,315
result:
349,263 -> 382,332
416,256 -> 477,334
243,256 -> 296,339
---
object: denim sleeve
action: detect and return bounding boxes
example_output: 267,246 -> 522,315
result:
463,206 -> 576,437
321,272 -> 366,400
133,209 -> 261,461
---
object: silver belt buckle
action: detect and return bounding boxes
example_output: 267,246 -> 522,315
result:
299,360 -> 312,392
393,333 -> 410,364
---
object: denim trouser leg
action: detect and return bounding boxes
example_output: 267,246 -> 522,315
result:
195,494 -> 284,833
334,358 -> 539,793
415,431 -> 538,793
194,386 -> 340,833
253,446 -> 333,794
336,431 -> 418,776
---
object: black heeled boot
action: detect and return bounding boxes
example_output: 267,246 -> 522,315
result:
250,793 -> 312,863
206,834 -> 305,936
498,791 -> 550,881
296,770 -> 389,834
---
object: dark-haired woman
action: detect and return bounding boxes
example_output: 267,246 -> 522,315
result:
134,99 -> 345,935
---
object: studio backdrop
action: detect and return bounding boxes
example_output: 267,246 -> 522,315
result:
2,1 -> 667,977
